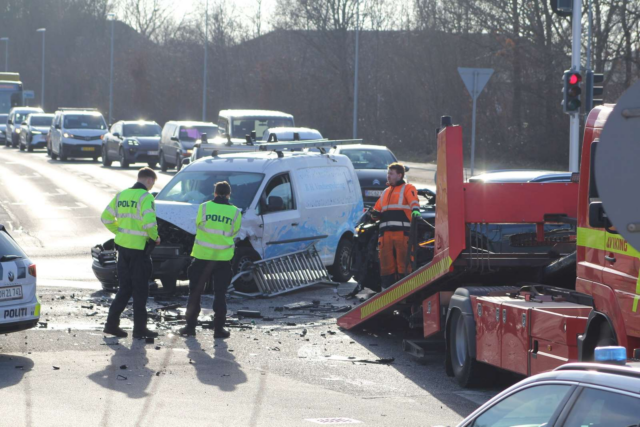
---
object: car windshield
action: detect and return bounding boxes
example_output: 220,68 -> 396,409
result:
30,116 -> 53,127
124,123 -> 162,137
0,230 -> 27,258
63,114 -> 107,130
340,149 -> 397,170
231,117 -> 294,140
179,126 -> 218,142
156,171 -> 264,209
14,110 -> 41,124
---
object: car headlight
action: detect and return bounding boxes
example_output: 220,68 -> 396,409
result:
15,128 -> 21,134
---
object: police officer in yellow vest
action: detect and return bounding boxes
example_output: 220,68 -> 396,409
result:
101,167 -> 160,339
178,181 -> 241,339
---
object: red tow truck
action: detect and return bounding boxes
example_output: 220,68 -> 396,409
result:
338,98 -> 640,386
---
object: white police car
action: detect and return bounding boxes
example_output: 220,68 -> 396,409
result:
0,224 -> 40,334
457,347 -> 640,427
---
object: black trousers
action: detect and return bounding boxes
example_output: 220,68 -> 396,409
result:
185,258 -> 232,330
106,246 -> 152,333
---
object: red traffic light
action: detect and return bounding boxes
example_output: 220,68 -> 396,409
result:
569,73 -> 582,85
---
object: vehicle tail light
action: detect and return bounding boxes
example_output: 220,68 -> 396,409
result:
28,264 -> 36,277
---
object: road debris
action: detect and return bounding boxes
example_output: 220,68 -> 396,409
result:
237,310 -> 262,318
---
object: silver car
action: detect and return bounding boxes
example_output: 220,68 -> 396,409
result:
19,113 -> 54,152
457,358 -> 640,427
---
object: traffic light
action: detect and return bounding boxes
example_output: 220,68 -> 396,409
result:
563,70 -> 582,114
551,0 -> 573,16
585,70 -> 604,112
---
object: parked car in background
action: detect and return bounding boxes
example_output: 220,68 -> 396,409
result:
19,113 -> 54,152
0,114 -> 8,145
217,110 -> 294,143
159,121 -> 218,172
102,120 -> 162,168
0,224 -> 40,334
330,144 -> 403,207
49,108 -> 108,161
6,106 -> 43,148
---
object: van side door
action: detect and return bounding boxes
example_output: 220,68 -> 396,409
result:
260,173 -> 313,259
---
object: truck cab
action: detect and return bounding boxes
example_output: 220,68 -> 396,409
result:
217,110 -> 295,143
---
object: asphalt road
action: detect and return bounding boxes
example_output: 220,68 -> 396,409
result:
0,146 -> 503,427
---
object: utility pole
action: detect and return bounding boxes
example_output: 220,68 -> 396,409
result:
568,0 -> 582,172
36,29 -> 46,109
108,13 -> 115,124
202,0 -> 208,122
0,38 -> 8,72
352,0 -> 360,139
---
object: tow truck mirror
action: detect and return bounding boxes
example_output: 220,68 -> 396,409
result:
113,132 -> 120,138
171,136 -> 179,142
588,201 -> 613,229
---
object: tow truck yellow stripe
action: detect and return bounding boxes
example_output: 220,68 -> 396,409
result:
360,256 -> 452,319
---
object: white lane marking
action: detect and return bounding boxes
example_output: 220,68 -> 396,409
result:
43,188 -> 67,197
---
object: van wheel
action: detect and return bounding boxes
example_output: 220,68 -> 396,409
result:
19,142 -> 24,151
160,151 -> 168,172
329,238 -> 353,282
59,144 -> 68,161
175,154 -> 182,172
231,247 -> 261,293
27,142 -> 33,152
447,309 -> 492,388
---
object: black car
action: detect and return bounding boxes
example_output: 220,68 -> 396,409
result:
330,144 -> 408,207
102,120 -> 162,168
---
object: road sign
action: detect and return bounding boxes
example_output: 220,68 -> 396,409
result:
23,90 -> 34,99
458,67 -> 494,176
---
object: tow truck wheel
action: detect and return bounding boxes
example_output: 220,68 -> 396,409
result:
583,319 -> 618,361
448,309 -> 490,388
232,247 -> 260,293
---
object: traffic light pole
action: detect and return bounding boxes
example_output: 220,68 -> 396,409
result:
569,0 -> 582,172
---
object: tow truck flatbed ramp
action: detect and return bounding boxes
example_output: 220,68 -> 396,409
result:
337,125 -> 578,330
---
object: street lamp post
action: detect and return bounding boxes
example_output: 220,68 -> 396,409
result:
202,0 -> 208,121
36,29 -> 45,109
352,0 -> 360,139
0,38 -> 8,72
107,13 -> 115,124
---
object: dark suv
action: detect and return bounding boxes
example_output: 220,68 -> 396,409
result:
102,120 -> 162,168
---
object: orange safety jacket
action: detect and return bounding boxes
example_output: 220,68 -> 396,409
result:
373,180 -> 420,233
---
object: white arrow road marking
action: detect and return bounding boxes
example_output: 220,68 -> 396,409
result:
43,188 -> 67,197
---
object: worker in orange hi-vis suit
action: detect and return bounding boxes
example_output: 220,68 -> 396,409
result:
372,163 -> 420,289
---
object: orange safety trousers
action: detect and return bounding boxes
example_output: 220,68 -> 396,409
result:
378,230 -> 412,280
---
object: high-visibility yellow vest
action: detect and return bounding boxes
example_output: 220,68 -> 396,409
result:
191,201 -> 242,261
101,187 -> 158,250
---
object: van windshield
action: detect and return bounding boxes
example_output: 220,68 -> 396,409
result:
64,114 -> 107,130
156,171 -> 264,209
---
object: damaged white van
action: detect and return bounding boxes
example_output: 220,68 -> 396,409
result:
92,141 -> 364,293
